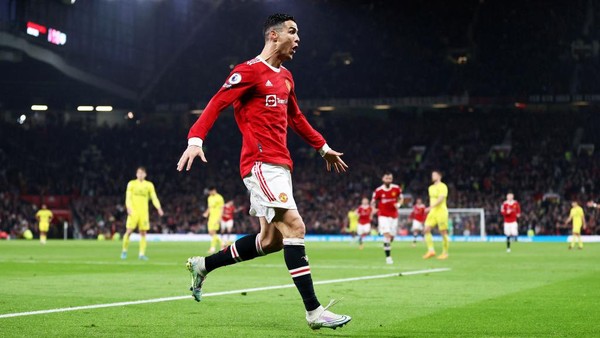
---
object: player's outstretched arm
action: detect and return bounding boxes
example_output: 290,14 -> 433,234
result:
177,145 -> 207,171
322,148 -> 348,173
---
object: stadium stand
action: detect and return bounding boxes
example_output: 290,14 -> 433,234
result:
1,110 -> 598,239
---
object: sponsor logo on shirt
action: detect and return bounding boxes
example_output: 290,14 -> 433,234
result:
265,95 -> 288,107
266,95 -> 277,107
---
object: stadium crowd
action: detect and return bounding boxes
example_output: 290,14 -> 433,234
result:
1,110 -> 599,239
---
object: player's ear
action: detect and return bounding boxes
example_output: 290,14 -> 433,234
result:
269,29 -> 279,42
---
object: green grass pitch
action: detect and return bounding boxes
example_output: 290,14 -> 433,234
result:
0,240 -> 598,337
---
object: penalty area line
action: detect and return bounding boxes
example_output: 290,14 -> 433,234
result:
0,267 -> 450,319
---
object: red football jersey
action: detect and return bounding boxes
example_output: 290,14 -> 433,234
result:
501,201 -> 521,223
188,57 -> 327,178
357,205 -> 372,225
410,204 -> 427,223
222,204 -> 235,222
372,184 -> 402,218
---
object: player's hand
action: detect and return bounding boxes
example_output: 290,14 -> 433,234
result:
126,208 -> 132,215
323,148 -> 348,173
425,207 -> 431,213
177,145 -> 207,172
158,208 -> 164,217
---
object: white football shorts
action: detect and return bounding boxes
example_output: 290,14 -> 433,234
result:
357,223 -> 371,236
503,222 -> 518,236
378,216 -> 398,235
243,162 -> 297,223
221,219 -> 234,232
411,220 -> 424,232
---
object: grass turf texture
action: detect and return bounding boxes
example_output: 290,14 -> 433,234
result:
0,240 -> 598,337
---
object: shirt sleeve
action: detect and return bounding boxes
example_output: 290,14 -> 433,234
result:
371,190 -> 379,202
125,181 -> 133,210
440,184 -> 448,197
188,65 -> 256,142
287,87 -> 327,150
149,183 -> 162,210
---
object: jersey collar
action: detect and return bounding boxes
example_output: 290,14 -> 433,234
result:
256,56 -> 281,73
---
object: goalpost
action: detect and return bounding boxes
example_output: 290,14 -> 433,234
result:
398,208 -> 486,239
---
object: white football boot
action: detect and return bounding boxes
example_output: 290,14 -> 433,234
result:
306,299 -> 352,330
186,256 -> 207,302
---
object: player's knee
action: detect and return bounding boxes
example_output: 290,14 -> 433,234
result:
261,236 -> 283,253
286,215 -> 306,238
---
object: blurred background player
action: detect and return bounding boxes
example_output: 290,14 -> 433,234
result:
204,187 -> 225,253
346,207 -> 359,240
371,172 -> 403,264
423,170 -> 449,260
220,200 -> 241,245
501,193 -> 521,253
356,197 -> 373,250
121,167 -> 164,260
409,198 -> 426,247
565,201 -> 585,250
35,204 -> 53,245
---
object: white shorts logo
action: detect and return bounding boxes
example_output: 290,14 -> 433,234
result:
266,95 -> 277,107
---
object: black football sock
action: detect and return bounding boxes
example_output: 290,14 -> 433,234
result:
384,238 -> 391,257
506,236 -> 511,249
413,234 -> 417,244
205,233 -> 265,273
358,236 -> 363,245
283,238 -> 320,312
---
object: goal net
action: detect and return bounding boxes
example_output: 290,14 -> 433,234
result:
397,208 -> 486,239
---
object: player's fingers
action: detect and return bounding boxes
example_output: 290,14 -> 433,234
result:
326,161 -> 331,172
186,155 -> 195,171
199,150 -> 208,163
334,162 -> 342,173
337,157 -> 349,170
177,154 -> 187,171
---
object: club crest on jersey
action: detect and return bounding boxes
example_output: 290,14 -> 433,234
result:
223,73 -> 242,88
278,193 -> 288,203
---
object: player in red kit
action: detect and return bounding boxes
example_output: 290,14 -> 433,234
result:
371,172 -> 403,264
176,14 -> 350,330
500,193 -> 521,253
356,197 -> 373,250
220,200 -> 241,245
409,198 -> 427,247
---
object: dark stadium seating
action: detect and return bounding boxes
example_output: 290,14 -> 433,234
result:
1,110 -> 599,238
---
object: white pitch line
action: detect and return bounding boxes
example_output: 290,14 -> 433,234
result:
0,268 -> 449,319
0,259 -> 406,270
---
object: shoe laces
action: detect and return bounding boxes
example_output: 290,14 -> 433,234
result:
322,298 -> 343,313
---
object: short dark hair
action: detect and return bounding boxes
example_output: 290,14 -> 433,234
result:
137,166 -> 146,173
382,171 -> 393,176
263,13 -> 295,38
207,186 -> 216,191
432,169 -> 443,176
